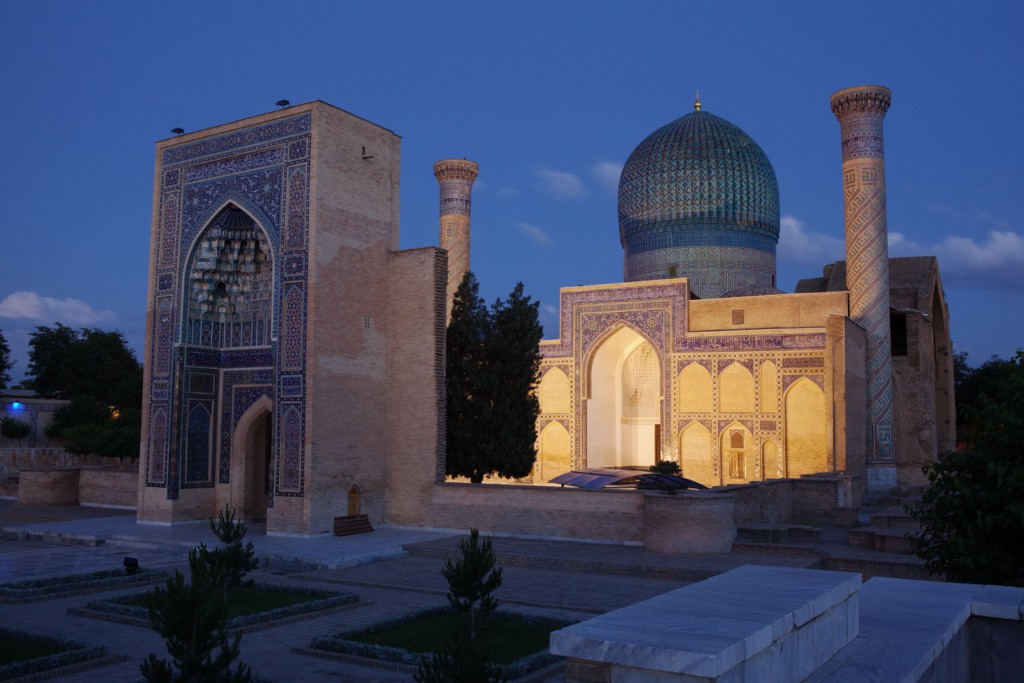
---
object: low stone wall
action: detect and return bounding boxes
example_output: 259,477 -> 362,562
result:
0,448 -> 130,474
642,492 -> 735,553
13,466 -> 138,508
427,484 -> 740,552
80,468 -> 137,508
428,483 -> 645,543
726,474 -> 861,526
18,468 -> 80,505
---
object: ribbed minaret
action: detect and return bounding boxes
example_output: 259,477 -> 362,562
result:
831,85 -> 896,487
434,159 -> 479,323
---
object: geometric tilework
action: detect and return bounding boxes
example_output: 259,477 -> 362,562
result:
538,279 -> 830,477
831,86 -> 894,463
619,109 -> 780,297
146,112 -> 311,500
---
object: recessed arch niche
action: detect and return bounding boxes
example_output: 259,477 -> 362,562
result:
585,325 -> 661,468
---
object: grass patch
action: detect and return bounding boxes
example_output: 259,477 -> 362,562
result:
85,582 -> 357,629
117,584 -> 328,619
351,611 -> 553,665
311,607 -> 573,677
0,628 -> 106,680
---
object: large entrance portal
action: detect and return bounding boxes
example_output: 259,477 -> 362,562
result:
586,326 -> 662,468
230,397 -> 273,524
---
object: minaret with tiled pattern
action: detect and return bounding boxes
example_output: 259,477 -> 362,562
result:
434,159 -> 479,323
831,85 -> 896,486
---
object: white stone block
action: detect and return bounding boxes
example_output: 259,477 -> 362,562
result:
971,584 -> 1024,620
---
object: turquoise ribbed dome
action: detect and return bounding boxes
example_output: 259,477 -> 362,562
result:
618,110 -> 780,266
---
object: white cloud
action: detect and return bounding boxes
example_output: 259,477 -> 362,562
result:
542,304 -> 558,316
592,161 -> 623,192
535,167 -> 587,199
776,215 -> 845,266
777,213 -> 1024,288
516,222 -> 553,247
495,186 -> 520,197
889,230 -> 1024,287
0,291 -> 116,325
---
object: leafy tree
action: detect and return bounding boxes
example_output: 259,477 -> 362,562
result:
27,324 -> 142,407
649,460 -> 681,476
29,325 -> 143,457
45,396 -> 140,457
0,329 -> 11,389
910,349 -> 1024,586
1,416 -> 31,446
441,528 -> 503,641
446,274 -> 543,483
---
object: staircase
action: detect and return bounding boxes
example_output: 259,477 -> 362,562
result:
732,486 -> 931,580
847,486 -> 923,556
333,514 -> 374,537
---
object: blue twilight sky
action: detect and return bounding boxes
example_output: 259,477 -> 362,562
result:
1,1 -> 1022,382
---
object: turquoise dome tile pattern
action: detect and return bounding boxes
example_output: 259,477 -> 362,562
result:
618,109 -> 781,297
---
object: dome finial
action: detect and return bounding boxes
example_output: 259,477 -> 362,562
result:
694,90 -> 702,111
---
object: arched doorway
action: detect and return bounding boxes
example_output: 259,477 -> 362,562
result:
230,396 -> 273,524
347,485 -> 362,516
586,326 -> 661,468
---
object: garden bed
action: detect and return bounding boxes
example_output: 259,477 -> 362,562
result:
70,582 -> 359,633
305,606 -> 572,679
0,627 -> 122,681
0,568 -> 169,604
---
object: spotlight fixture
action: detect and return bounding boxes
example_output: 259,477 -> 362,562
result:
276,99 -> 290,107
171,128 -> 184,135
123,557 -> 139,575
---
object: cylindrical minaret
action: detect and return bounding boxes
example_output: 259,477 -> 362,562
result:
433,159 -> 479,323
831,85 -> 895,484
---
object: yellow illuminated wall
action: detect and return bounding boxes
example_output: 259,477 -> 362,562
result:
785,379 -> 827,476
678,363 -> 713,413
719,362 -> 755,413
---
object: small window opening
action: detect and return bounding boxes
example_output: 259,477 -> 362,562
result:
890,312 -> 908,357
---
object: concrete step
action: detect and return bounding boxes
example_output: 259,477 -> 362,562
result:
733,540 -> 930,581
736,524 -> 823,544
847,527 -> 916,555
869,507 -> 920,531
890,485 -> 925,497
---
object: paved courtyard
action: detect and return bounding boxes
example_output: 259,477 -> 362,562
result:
0,502 -> 814,682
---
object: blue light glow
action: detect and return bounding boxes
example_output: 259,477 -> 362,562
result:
9,402 -> 24,411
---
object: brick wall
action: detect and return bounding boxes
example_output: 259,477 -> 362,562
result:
643,492 -> 736,553
425,484 -> 646,543
18,469 -> 79,505
80,469 -> 138,508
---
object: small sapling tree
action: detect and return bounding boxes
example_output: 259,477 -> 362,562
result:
442,528 -> 503,641
142,547 -> 252,682
205,504 -> 259,596
0,416 -> 31,446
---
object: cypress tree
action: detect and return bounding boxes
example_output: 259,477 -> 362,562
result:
446,272 -> 490,482
445,273 -> 542,483
486,283 -> 542,480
